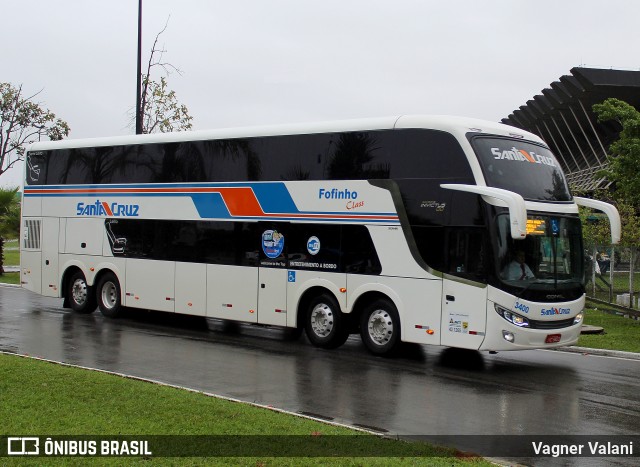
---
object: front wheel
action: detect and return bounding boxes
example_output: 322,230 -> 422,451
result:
67,270 -> 96,313
360,298 -> 401,356
304,294 -> 349,349
96,272 -> 122,318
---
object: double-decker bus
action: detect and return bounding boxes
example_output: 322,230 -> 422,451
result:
20,115 -> 620,355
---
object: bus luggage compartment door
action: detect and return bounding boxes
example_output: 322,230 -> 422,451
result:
440,277 -> 487,349
206,265 -> 258,323
257,267 -> 288,327
125,259 -> 175,312
175,262 -> 206,316
41,217 -> 60,297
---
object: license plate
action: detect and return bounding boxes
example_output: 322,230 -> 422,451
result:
545,334 -> 561,344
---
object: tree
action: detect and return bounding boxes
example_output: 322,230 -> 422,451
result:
135,20 -> 193,134
139,76 -> 193,133
591,98 -> 640,302
593,98 -> 640,207
0,83 -> 69,178
0,187 -> 20,275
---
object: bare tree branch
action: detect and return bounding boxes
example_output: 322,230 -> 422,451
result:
0,82 -> 69,178
132,17 -> 192,135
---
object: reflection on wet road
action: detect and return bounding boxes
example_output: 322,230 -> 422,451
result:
2,286 -> 640,463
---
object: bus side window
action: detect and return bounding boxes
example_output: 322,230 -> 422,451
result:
342,226 -> 381,275
26,152 -> 47,184
446,229 -> 486,281
412,226 -> 446,272
287,224 -> 342,271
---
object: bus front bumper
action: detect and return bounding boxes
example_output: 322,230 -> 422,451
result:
479,306 -> 582,351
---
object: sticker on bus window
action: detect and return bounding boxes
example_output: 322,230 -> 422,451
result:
307,236 -> 320,255
262,230 -> 284,259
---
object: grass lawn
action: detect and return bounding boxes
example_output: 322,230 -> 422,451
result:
579,307 -> 640,353
3,247 -> 19,266
0,353 -> 490,466
0,272 -> 20,285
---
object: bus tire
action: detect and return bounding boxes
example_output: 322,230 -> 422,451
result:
360,298 -> 400,356
304,294 -> 348,349
68,270 -> 96,313
96,272 -> 122,318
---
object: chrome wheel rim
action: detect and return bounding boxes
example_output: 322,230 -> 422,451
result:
367,309 -> 393,346
101,281 -> 118,310
71,278 -> 88,306
310,303 -> 334,337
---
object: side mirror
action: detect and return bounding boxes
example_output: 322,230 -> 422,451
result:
441,184 -> 527,240
574,197 -> 622,244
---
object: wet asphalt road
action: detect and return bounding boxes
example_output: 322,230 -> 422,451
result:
1,285 -> 640,464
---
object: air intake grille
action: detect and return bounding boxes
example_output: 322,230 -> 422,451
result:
23,219 -> 42,250
528,317 -> 576,330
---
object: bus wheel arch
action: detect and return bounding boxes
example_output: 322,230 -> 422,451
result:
353,291 -> 401,356
298,287 -> 349,349
95,270 -> 123,319
63,267 -> 96,313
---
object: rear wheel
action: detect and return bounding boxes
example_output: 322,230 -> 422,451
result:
360,298 -> 401,356
304,294 -> 349,349
67,270 -> 96,313
96,272 -> 122,318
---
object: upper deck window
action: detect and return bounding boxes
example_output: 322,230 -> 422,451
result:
471,136 -> 572,202
26,129 -> 473,185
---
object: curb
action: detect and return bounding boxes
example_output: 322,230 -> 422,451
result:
553,345 -> 640,361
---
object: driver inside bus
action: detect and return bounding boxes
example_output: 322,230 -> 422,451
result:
502,250 -> 535,280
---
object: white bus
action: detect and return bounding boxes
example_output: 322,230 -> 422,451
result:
20,115 -> 620,355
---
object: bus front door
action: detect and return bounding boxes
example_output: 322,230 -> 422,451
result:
441,276 -> 487,349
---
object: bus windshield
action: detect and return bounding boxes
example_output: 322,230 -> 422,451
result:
472,137 -> 571,202
495,214 -> 583,291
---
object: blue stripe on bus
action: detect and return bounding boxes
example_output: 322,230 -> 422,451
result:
23,182 -> 399,220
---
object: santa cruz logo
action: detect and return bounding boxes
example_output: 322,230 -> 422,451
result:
491,147 -> 556,167
76,200 -> 140,217
541,307 -> 571,316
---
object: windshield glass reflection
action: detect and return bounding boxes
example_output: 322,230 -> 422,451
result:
495,214 -> 583,289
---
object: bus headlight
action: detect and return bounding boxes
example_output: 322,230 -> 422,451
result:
573,312 -> 584,325
495,304 -> 530,328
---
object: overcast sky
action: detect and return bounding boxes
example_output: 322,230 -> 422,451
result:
2,0 -> 639,187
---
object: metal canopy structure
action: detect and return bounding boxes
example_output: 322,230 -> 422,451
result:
501,67 -> 640,191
